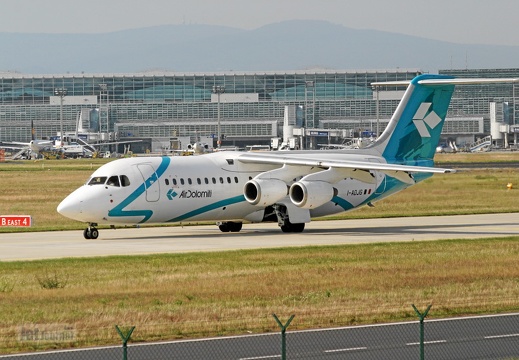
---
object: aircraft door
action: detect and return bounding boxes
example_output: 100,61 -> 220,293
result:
137,164 -> 160,202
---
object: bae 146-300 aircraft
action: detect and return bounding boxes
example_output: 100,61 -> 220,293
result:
57,74 -> 518,239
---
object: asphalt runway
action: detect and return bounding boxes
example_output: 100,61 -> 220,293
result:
1,213 -> 519,261
2,313 -> 519,359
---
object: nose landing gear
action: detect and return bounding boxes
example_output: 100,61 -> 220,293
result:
83,224 -> 99,239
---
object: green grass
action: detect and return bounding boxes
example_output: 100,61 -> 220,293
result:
0,153 -> 519,232
1,152 -> 519,353
0,159 -> 111,231
0,238 -> 519,353
434,151 -> 519,164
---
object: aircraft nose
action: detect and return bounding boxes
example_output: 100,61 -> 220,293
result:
57,194 -> 82,221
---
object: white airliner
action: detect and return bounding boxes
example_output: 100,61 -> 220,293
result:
2,120 -> 53,157
56,138 -> 143,158
57,74 -> 518,239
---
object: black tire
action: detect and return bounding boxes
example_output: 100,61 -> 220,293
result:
90,228 -> 99,239
280,224 -> 291,233
291,223 -> 305,232
280,222 -> 305,233
83,228 -> 91,239
229,222 -> 243,232
218,223 -> 230,232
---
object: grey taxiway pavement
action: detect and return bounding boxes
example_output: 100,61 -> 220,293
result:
1,213 -> 519,261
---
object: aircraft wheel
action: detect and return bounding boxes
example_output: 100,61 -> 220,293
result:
229,222 -> 242,232
218,223 -> 230,232
84,227 -> 99,239
280,222 -> 305,233
291,223 -> 305,232
89,228 -> 99,239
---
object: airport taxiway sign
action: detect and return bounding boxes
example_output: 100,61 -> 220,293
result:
0,215 -> 32,227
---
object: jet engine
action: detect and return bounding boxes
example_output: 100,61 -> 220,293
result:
243,179 -> 288,206
289,181 -> 337,209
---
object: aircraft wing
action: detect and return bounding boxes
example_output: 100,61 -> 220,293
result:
237,152 -> 455,174
0,143 -> 27,149
4,141 -> 30,147
3,140 -> 52,148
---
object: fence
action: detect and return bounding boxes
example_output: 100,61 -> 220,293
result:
0,308 -> 518,359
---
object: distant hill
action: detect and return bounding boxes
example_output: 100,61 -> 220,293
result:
1,20 -> 519,74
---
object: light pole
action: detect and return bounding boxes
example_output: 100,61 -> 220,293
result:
305,81 -> 314,128
305,81 -> 314,149
212,85 -> 225,148
98,83 -> 108,137
54,88 -> 67,147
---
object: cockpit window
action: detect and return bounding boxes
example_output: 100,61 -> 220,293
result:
120,175 -> 131,187
87,175 -> 130,187
88,176 -> 107,185
107,176 -> 120,187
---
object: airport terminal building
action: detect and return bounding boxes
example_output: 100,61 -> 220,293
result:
0,68 -> 517,152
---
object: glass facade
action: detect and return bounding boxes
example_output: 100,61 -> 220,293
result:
0,68 -> 516,147
0,70 -> 419,144
440,68 -> 519,133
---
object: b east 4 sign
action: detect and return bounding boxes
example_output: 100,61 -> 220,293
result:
0,215 -> 32,227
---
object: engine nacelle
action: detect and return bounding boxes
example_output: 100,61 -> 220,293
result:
289,180 -> 336,209
243,179 -> 288,206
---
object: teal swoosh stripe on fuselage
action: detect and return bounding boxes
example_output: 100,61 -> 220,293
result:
331,176 -> 410,211
331,196 -> 354,211
352,172 -> 432,209
108,157 -> 171,223
167,194 -> 246,223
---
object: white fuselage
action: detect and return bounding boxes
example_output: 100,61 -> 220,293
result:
57,151 -> 405,226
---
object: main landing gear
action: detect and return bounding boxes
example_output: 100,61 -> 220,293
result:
217,221 -> 243,232
83,223 -> 99,239
280,220 -> 305,233
274,204 -> 305,233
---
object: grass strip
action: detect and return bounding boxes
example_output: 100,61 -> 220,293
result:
1,237 -> 519,353
0,156 -> 519,232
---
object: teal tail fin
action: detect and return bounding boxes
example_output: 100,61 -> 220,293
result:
373,74 -> 455,165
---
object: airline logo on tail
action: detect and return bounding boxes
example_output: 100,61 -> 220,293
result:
412,102 -> 442,138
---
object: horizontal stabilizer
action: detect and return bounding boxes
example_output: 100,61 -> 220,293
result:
372,78 -> 519,87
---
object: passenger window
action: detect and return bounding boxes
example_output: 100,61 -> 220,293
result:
120,175 -> 131,187
197,178 -> 201,185
165,179 -> 169,186
212,177 -> 216,184
205,178 -> 209,184
107,175 -> 120,187
227,177 -> 231,184
219,177 -> 224,184
88,176 -> 107,185
172,179 -> 177,185
188,178 -> 192,185
180,178 -> 185,185
234,177 -> 238,183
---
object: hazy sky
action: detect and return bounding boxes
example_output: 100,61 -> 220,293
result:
3,0 -> 519,46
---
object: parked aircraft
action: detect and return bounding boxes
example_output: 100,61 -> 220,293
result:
1,120 -> 53,158
57,74 -> 518,239
167,141 -> 213,155
56,137 -> 142,158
